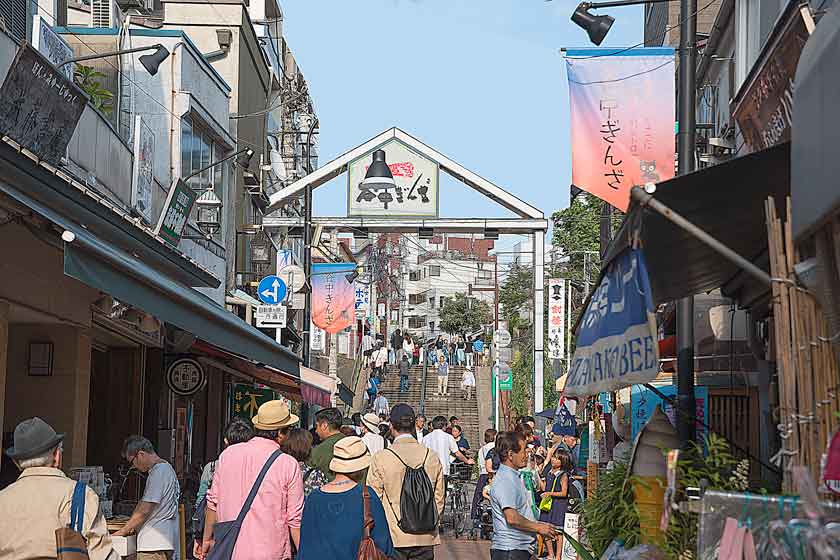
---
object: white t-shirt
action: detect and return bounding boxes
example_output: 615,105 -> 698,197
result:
478,442 -> 496,475
138,461 -> 180,553
374,395 -> 389,415
362,431 -> 386,455
403,340 -> 414,354
423,429 -> 459,475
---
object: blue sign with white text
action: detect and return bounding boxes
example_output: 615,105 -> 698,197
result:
565,248 -> 660,396
257,275 -> 287,305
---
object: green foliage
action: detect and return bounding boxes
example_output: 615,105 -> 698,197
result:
661,434 -> 750,559
579,435 -> 750,560
438,292 -> 492,336
499,264 -> 532,332
509,350 -> 532,419
560,530 -> 597,560
578,460 -> 641,557
74,65 -> 114,115
550,193 -> 601,286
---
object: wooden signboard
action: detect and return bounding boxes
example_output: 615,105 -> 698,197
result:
0,43 -> 86,164
732,2 -> 815,153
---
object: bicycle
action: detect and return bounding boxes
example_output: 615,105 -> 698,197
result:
442,463 -> 474,538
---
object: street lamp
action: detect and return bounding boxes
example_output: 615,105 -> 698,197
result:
183,148 -> 254,239
571,3 -> 615,45
359,149 -> 396,208
58,44 -> 170,75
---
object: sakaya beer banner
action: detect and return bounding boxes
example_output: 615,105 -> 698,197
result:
566,48 -> 675,211
565,248 -> 660,397
312,263 -> 356,334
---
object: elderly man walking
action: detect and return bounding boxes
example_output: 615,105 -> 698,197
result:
0,417 -> 117,559
114,436 -> 180,560
200,400 -> 304,560
368,404 -> 445,560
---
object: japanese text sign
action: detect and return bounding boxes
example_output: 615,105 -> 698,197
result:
732,3 -> 813,153
155,179 -> 197,246
33,16 -> 74,79
0,43 -> 86,165
311,263 -> 355,334
229,383 -> 277,421
566,248 -> 660,396
348,138 -> 439,217
131,116 -> 155,223
565,48 -> 675,211
548,278 -> 567,360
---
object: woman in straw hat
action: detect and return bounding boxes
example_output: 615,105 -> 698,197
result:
297,436 -> 394,560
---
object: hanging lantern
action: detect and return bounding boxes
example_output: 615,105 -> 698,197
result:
195,188 -> 222,238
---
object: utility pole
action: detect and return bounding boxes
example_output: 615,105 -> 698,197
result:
676,0 -> 698,445
301,117 -> 318,371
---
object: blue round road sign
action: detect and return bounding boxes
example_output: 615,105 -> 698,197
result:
257,275 -> 287,305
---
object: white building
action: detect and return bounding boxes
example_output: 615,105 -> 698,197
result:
401,234 -> 496,341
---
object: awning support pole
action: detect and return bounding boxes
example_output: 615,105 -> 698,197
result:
631,186 -> 773,286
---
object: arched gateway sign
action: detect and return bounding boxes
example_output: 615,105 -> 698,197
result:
263,127 -> 550,412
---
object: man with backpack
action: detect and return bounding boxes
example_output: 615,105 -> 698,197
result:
368,404 -> 445,560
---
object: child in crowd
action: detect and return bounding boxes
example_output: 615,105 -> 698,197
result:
539,448 -> 574,560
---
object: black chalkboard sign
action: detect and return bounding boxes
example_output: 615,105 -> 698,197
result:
0,43 -> 86,165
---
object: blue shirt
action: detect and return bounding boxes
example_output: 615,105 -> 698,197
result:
298,485 -> 395,560
490,464 -> 536,552
473,340 -> 485,352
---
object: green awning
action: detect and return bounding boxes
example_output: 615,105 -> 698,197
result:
64,234 -> 299,377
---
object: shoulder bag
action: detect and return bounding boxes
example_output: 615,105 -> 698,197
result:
207,448 -> 283,560
56,481 -> 89,560
358,485 -> 389,560
538,473 -> 559,512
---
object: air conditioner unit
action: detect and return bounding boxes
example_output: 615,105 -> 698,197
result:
91,0 -> 124,28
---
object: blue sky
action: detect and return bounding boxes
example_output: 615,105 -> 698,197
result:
282,0 -> 643,237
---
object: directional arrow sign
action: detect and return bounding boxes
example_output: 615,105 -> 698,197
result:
257,275 -> 287,305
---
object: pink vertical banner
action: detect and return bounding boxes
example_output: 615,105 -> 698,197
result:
311,263 -> 356,334
566,48 -> 676,211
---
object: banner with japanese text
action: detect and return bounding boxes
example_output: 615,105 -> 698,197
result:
312,263 -> 356,334
566,47 -> 675,211
548,278 -> 567,361
566,248 -> 660,397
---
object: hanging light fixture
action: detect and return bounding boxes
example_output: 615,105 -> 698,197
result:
362,150 -> 396,194
195,189 -> 222,238
138,45 -> 171,76
571,3 -> 615,46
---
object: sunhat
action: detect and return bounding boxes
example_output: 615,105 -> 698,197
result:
252,400 -> 299,430
330,436 -> 371,473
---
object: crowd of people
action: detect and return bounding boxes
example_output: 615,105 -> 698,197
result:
0,399 -> 580,560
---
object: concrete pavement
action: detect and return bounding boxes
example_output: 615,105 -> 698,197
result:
438,536 -> 490,559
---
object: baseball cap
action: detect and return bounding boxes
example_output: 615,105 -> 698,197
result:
390,403 -> 415,425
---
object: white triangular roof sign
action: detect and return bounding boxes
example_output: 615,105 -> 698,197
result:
265,127 -> 543,219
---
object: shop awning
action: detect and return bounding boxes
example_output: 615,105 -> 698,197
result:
191,340 -> 300,397
300,366 -> 336,408
62,232 -> 300,377
604,142 -> 790,311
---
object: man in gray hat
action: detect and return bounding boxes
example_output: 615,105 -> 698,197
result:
0,417 -> 117,559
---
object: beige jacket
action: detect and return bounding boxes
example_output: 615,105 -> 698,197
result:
0,467 -> 117,560
367,435 -> 445,549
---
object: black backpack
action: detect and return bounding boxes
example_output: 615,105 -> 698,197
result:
383,449 -> 438,534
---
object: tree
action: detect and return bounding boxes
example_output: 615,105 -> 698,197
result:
438,293 -> 492,336
550,192 -> 602,290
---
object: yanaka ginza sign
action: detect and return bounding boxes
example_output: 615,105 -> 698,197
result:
564,248 -> 660,397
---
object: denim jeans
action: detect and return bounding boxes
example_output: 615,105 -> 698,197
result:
490,549 -> 532,560
400,375 -> 409,392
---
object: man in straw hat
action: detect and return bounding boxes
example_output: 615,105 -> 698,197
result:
368,404 -> 445,560
361,412 -> 386,455
199,400 -> 303,560
0,417 -> 117,559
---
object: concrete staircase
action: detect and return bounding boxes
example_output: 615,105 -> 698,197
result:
378,363 -> 481,451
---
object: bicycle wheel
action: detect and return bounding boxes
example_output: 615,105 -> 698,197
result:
453,487 -> 469,537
